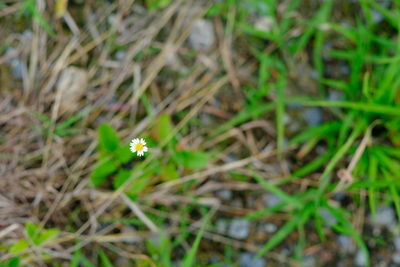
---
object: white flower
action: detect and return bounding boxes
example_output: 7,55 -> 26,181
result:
130,138 -> 148,156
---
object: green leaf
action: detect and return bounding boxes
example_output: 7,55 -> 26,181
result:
296,99 -> 400,116
113,169 -> 132,189
181,213 -> 211,267
69,250 -> 96,267
9,240 -> 29,254
98,249 -> 113,267
145,0 -> 172,11
116,144 -> 134,164
159,162 -> 179,181
276,63 -> 286,158
127,177 -> 149,201
37,228 -> 60,245
210,103 -> 274,138
98,124 -> 120,153
90,158 -> 117,187
25,222 -> 39,243
257,203 -> 313,257
7,257 -> 20,267
70,250 -> 81,267
253,173 -> 303,209
172,150 -> 210,169
154,113 -> 174,143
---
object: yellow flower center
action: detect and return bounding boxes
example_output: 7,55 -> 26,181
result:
135,143 -> 144,151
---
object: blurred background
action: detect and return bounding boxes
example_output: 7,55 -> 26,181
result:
1,0 -> 400,266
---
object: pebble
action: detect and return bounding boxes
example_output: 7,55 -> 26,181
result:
254,17 -> 274,33
216,189 -> 233,201
148,233 -> 161,246
200,112 -> 212,126
215,219 -> 228,234
22,30 -> 33,39
302,254 -> 316,267
243,1 -> 269,15
328,91 -> 344,102
332,192 -> 347,202
338,64 -> 350,76
231,199 -> 243,208
372,10 -> 384,24
115,50 -> 126,61
107,14 -> 118,28
228,219 -> 250,240
318,207 -> 337,226
337,235 -> 354,253
226,153 -> 238,162
355,250 -> 367,267
392,252 -> 400,265
188,19 -> 215,50
394,236 -> 400,251
369,206 -> 396,228
5,48 -> 25,79
263,194 -> 282,208
303,107 -> 323,126
165,51 -> 187,74
316,145 -> 326,155
263,223 -> 277,234
239,253 -> 265,267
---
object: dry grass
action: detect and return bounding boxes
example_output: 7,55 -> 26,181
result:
0,0 -> 287,265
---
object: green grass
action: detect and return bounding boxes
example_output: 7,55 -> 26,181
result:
3,0 -> 400,266
217,0 -> 400,265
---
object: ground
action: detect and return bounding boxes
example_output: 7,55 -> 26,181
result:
1,0 -> 400,266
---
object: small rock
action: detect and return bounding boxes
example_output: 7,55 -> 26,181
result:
226,153 -> 238,162
332,192 -> 347,202
5,48 -> 25,79
263,223 -> 277,234
280,248 -> 290,256
22,30 -> 33,39
303,107 -> 323,126
316,145 -> 326,155
394,237 -> 400,251
189,19 -> 215,50
322,42 -> 332,60
355,250 -> 367,267
239,252 -> 265,267
318,207 -> 337,226
165,51 -> 187,74
369,206 -> 396,228
57,66 -> 88,114
328,91 -> 344,101
338,64 -> 350,76
215,219 -> 228,234
228,219 -> 250,240
120,226 -> 141,244
148,233 -> 161,246
231,199 -> 243,208
216,189 -> 233,201
392,252 -> 400,264
263,194 -> 282,208
254,17 -> 274,33
115,50 -> 126,61
337,235 -> 354,253
303,254 -> 316,267
200,112 -> 212,126
372,10 -> 384,24
108,14 -> 118,28
284,114 -> 291,125
243,1 -> 269,15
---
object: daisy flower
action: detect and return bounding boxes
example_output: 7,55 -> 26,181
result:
130,138 -> 148,156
